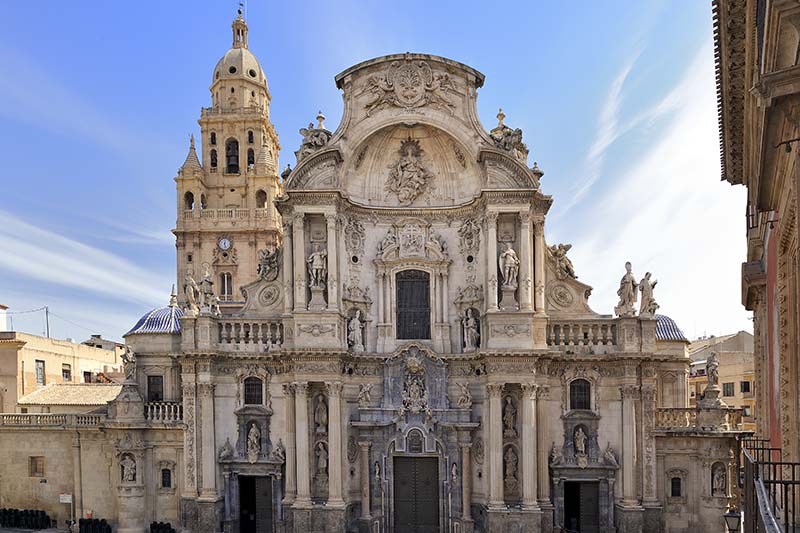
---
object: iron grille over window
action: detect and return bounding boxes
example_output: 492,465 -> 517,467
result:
244,377 -> 263,405
161,468 -> 172,488
570,379 -> 591,410
396,270 -> 431,340
671,477 -> 682,497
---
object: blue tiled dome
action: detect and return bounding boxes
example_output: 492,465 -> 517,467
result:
125,302 -> 183,336
655,314 -> 687,342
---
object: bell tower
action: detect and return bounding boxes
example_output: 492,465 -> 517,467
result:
174,10 -> 282,306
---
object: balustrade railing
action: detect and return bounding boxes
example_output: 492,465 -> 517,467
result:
655,408 -> 697,429
0,413 -> 105,427
144,402 -> 183,423
181,208 -> 277,227
218,319 -> 284,352
546,320 -> 617,347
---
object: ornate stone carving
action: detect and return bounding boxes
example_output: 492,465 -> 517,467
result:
246,422 -> 261,464
603,443 -> 618,467
347,435 -> 359,463
503,446 -> 519,493
357,383 -> 373,408
386,138 -> 434,205
454,284 -> 483,310
457,218 -> 481,257
462,308 -> 480,352
549,243 -> 576,280
347,310 -> 365,352
712,462 -> 727,497
120,453 -> 137,483
295,113 -> 332,162
399,353 -> 431,417
256,247 -> 281,282
490,324 -> 530,337
271,439 -> 286,463
306,244 -> 328,288
298,324 -> 335,337
503,395 -> 518,437
473,437 -> 485,464
364,60 -> 456,115
499,243 -> 520,288
549,283 -> 574,308
638,272 -> 659,317
257,285 -> 281,307
455,382 -> 472,408
218,438 -> 234,461
614,261 -> 638,317
343,217 -> 366,257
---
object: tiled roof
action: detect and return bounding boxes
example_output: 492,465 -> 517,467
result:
655,314 -> 688,342
125,303 -> 183,336
18,383 -> 122,406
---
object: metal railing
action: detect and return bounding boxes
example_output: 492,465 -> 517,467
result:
741,437 -> 800,532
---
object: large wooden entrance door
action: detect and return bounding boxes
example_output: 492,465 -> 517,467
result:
393,457 -> 439,533
563,481 -> 599,533
239,476 -> 273,533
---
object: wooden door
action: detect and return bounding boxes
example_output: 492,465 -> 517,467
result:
393,457 -> 439,533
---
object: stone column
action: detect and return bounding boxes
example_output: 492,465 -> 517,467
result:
327,382 -> 345,506
486,213 -> 499,311
537,385 -> 551,506
377,272 -> 384,323
282,221 -> 294,313
292,213 -> 306,311
325,214 -> 339,310
282,384 -> 296,504
533,218 -> 546,313
294,382 -> 312,507
521,383 -> 539,509
359,441 -> 372,520
384,273 -> 392,323
621,384 -> 639,505
519,212 -> 533,310
461,443 -> 472,521
199,383 -> 216,498
487,383 -> 504,508
641,384 -> 658,504
72,433 -> 83,519
442,272 -> 450,325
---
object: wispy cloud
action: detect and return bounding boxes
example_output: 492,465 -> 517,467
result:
0,210 -> 168,307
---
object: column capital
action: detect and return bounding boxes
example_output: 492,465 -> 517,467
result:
282,383 -> 296,396
293,212 -> 305,225
325,213 -> 338,226
486,211 -> 499,226
198,383 -> 215,397
521,383 -> 540,399
641,384 -> 656,402
620,384 -> 640,400
518,211 -> 531,225
533,220 -> 545,236
486,383 -> 504,398
460,442 -> 473,451
326,381 -> 344,396
282,221 -> 292,233
358,440 -> 372,450
293,381 -> 309,396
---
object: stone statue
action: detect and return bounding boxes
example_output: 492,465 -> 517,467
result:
603,442 -> 618,467
314,395 -> 328,433
218,438 -> 234,461
183,272 -> 200,313
247,423 -> 261,464
208,293 -> 221,317
272,439 -> 286,464
306,244 -> 328,288
378,228 -> 397,252
357,383 -> 373,408
451,462 -> 458,482
462,309 -> 480,352
386,138 -> 434,205
199,265 -> 214,308
550,443 -> 564,465
427,230 -> 446,254
706,352 -> 720,388
712,463 -> 727,496
121,346 -> 136,382
574,426 -> 587,455
456,382 -> 472,409
614,261 -> 638,317
257,247 -> 281,282
316,442 -> 328,475
638,272 -> 659,317
499,243 -> 520,288
550,243 -> 577,279
120,454 -> 136,483
504,447 -> 518,491
503,396 -> 517,437
347,310 -> 365,352
297,121 -> 331,161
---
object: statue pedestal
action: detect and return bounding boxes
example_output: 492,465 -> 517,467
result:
308,286 -> 327,311
698,386 -> 726,409
499,286 -> 519,311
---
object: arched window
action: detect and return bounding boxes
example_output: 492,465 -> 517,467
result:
255,190 -> 267,208
225,138 -> 239,174
247,148 -> 255,167
200,194 -> 207,209
210,132 -> 216,145
210,149 -> 218,169
396,270 -> 431,339
220,272 -> 233,301
248,130 -> 254,144
184,191 -> 194,210
244,377 -> 263,405
570,379 -> 591,410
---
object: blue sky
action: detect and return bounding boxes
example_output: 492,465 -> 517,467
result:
0,1 -> 750,341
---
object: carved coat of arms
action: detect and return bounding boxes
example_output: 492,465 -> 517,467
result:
364,60 -> 456,115
386,138 -> 434,205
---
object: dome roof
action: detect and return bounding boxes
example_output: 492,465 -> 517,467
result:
213,46 -> 267,87
125,297 -> 183,337
655,314 -> 688,342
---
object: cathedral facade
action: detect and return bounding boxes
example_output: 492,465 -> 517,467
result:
0,14 -> 745,533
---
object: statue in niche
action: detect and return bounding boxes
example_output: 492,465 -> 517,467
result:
503,396 -> 517,437
357,383 -> 373,408
314,395 -> 328,433
385,138 -> 434,206
256,247 -> 281,282
347,310 -> 365,352
462,308 -> 480,352
549,243 -> 577,279
272,439 -> 286,463
456,382 -> 472,409
306,244 -> 328,288
121,346 -> 136,382
574,426 -> 587,455
499,243 -> 520,288
614,261 -> 638,317
199,265 -> 214,307
316,442 -> 328,475
706,352 -> 720,387
712,463 -> 727,496
183,272 -> 200,314
638,272 -> 659,317
247,423 -> 261,464
504,447 -> 518,492
120,454 -> 136,483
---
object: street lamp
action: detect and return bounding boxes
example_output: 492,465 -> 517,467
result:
723,509 -> 741,532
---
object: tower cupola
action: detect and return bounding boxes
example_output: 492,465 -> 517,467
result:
232,9 -> 248,49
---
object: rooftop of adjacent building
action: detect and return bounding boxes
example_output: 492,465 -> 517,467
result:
688,330 -> 753,362
0,330 -> 122,364
16,382 -> 122,406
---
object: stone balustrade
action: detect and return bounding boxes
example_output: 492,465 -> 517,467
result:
218,319 -> 284,352
655,408 -> 697,429
144,402 -> 183,423
201,105 -> 267,117
0,413 -> 105,427
655,407 -> 743,432
546,320 -> 617,348
181,207 -> 279,229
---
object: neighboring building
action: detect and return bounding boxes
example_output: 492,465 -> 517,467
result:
82,334 -> 126,354
0,13 -> 745,533
0,331 -> 122,412
687,331 -> 755,430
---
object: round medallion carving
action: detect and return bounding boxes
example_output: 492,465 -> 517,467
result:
550,283 -> 574,308
258,285 -> 281,307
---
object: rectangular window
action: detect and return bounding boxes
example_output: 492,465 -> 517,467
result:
35,360 -> 45,386
83,371 -> 93,383
29,456 -> 45,477
62,364 -> 72,382
744,406 -> 752,417
740,381 -> 751,393
723,383 -> 735,397
147,375 -> 164,402
161,468 -> 172,488
670,477 -> 682,497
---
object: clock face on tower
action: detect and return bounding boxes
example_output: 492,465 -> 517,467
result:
218,237 -> 232,251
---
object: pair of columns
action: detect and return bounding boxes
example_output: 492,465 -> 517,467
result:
486,212 -> 545,312
486,383 -> 539,509
289,212 -> 339,312
283,381 -> 344,508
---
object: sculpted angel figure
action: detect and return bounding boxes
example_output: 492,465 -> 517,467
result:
306,244 -> 328,288
462,309 -> 480,352
357,383 -> 373,408
638,272 -> 659,317
499,243 -> 520,288
456,382 -> 472,408
549,243 -> 577,279
257,247 -> 281,281
614,262 -> 638,317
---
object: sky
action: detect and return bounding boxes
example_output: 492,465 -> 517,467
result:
0,1 -> 751,341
